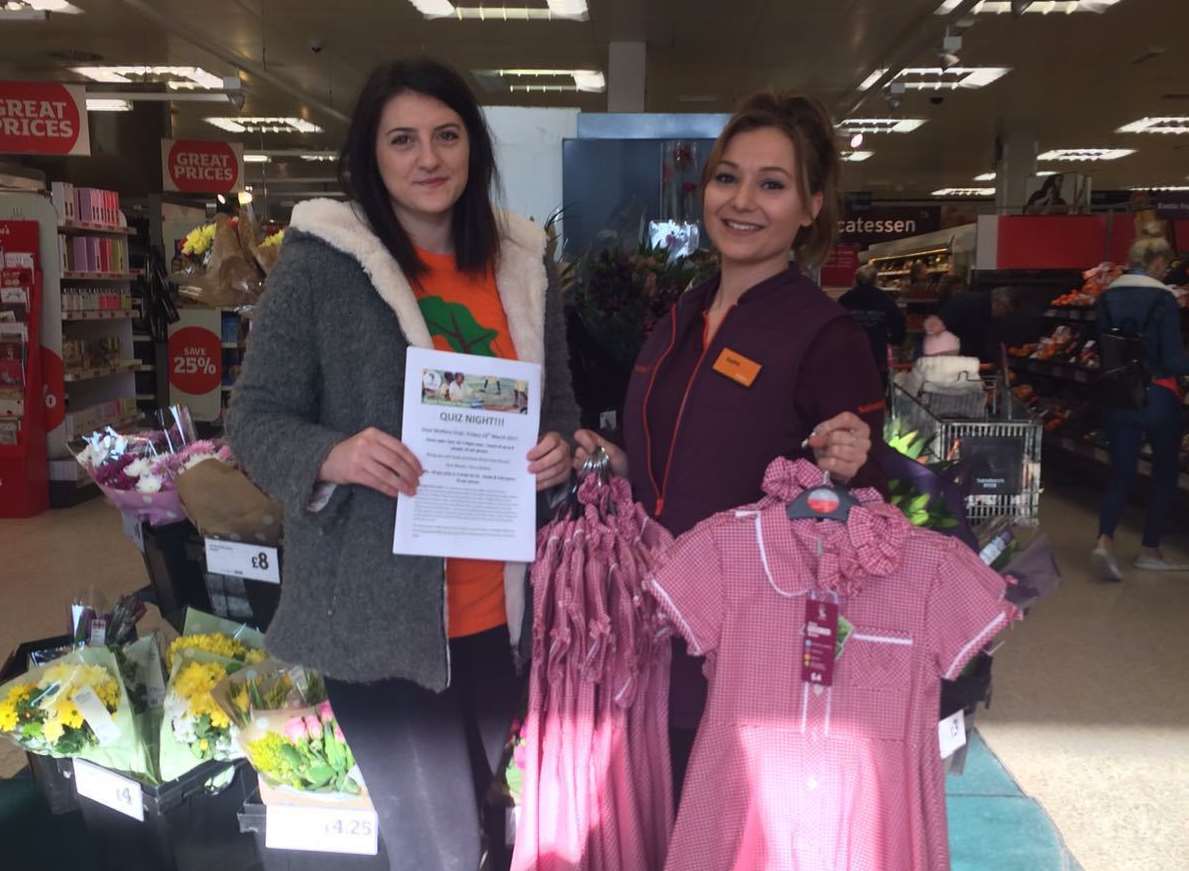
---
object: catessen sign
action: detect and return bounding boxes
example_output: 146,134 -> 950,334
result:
162,139 -> 244,194
0,82 -> 90,156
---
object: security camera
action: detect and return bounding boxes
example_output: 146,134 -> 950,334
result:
930,95 -> 945,106
309,39 -> 324,54
939,51 -> 961,70
886,94 -> 903,111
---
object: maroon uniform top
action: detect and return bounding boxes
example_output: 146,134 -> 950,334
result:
622,265 -> 888,727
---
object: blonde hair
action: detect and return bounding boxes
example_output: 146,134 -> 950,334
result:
1128,223 -> 1172,276
702,92 -> 841,267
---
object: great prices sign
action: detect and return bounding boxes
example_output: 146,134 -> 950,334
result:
0,82 -> 90,156
162,138 -> 244,194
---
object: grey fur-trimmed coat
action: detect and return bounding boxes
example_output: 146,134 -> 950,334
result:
227,198 -> 579,690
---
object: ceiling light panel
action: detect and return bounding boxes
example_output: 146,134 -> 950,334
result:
6,0 -> 83,12
206,117 -> 323,134
407,0 -> 588,20
243,154 -> 271,163
839,118 -> 927,134
974,172 -> 997,181
1128,185 -> 1189,191
85,98 -> 132,112
1037,148 -> 1135,161
936,0 -> 1123,13
73,65 -> 224,90
476,68 -> 605,93
932,187 -> 996,197
1117,116 -> 1189,135
859,67 -> 1009,91
840,150 -> 874,162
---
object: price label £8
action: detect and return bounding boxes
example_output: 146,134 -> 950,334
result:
204,539 -> 280,584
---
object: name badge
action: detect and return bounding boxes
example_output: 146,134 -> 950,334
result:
712,348 -> 762,387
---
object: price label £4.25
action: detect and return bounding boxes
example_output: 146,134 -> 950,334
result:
266,805 -> 379,856
204,538 -> 280,584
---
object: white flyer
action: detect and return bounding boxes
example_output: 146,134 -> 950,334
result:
393,347 -> 541,562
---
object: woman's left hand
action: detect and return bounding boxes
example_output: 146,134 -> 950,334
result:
528,432 -> 572,492
806,412 -> 872,483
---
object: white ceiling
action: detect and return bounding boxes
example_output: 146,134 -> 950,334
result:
0,0 -> 1186,195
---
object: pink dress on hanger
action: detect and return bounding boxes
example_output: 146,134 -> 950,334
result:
648,458 -> 1019,871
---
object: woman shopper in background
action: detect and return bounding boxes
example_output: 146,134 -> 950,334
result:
227,58 -> 579,870
574,92 -> 884,794
1091,229 -> 1189,580
839,262 -> 907,386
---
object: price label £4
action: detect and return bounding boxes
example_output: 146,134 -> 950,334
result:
204,538 -> 281,584
73,759 -> 144,821
266,805 -> 379,856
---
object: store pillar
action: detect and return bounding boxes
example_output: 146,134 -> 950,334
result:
608,41 -> 646,112
994,125 -> 1038,214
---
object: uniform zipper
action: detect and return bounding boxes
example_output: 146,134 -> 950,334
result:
641,313 -> 680,516
649,305 -> 736,517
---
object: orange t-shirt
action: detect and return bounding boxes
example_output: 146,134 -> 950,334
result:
413,247 -> 515,639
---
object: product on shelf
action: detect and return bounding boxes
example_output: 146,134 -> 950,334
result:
62,336 -> 123,372
51,182 -> 123,229
1050,262 -> 1124,308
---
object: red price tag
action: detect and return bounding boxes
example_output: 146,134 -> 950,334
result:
167,325 -> 221,395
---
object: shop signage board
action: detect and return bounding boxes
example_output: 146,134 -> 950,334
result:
837,205 -> 942,249
161,139 -> 244,194
167,308 -> 222,421
0,82 -> 90,156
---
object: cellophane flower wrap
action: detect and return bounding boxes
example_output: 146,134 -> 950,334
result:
158,609 -> 265,781
212,660 -> 364,798
0,646 -> 152,778
74,406 -> 236,527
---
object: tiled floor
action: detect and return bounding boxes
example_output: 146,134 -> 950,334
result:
1,481 -> 1187,870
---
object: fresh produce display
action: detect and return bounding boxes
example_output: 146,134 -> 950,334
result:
1008,325 -> 1099,369
1049,262 -> 1123,308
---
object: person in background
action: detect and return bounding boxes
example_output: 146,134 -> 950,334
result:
907,259 -> 932,298
227,58 -> 578,870
921,315 -> 961,357
572,91 -> 883,797
1092,231 -> 1189,579
839,262 -> 907,385
941,284 -> 993,360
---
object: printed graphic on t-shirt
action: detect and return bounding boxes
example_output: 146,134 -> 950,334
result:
417,296 -> 500,357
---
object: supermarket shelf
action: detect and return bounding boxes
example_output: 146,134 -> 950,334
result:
132,332 -> 152,341
65,412 -> 138,441
61,271 -> 135,282
880,268 -> 949,278
63,360 -> 138,382
221,341 -> 240,349
59,222 -> 135,237
221,385 -> 235,393
136,364 -> 155,373
1009,358 -> 1098,385
135,393 -> 157,401
1043,307 -> 1096,322
61,310 -> 134,322
1050,434 -> 1189,492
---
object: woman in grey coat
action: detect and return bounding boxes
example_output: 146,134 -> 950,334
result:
227,59 -> 580,869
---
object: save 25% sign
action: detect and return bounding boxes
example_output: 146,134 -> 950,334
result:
167,325 -> 222,396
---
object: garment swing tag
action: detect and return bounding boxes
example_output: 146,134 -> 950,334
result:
801,599 -> 840,687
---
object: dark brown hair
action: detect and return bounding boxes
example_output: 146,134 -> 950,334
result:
339,58 -> 500,280
702,92 -> 840,267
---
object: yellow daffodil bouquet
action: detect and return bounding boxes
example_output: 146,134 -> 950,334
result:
0,647 -> 152,777
211,661 -> 365,798
159,609 -> 265,781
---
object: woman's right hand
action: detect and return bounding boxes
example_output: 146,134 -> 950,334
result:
573,430 -> 629,478
320,427 -> 423,498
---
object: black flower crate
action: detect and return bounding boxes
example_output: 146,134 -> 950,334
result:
76,760 -> 258,871
137,520 -> 280,632
237,792 -> 391,870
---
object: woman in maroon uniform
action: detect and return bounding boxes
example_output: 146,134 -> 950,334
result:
575,92 -> 887,792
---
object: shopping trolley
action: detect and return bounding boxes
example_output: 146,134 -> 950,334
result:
891,366 -> 1043,529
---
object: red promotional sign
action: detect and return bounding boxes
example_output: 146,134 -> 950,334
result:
820,243 -> 861,288
162,139 -> 243,194
168,325 -> 222,395
0,82 -> 90,156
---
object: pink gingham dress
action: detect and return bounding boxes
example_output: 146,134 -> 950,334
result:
648,459 -> 1018,871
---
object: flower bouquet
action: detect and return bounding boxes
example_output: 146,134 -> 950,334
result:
213,661 -> 364,798
0,646 -> 152,777
172,207 -> 278,308
158,609 -> 265,780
